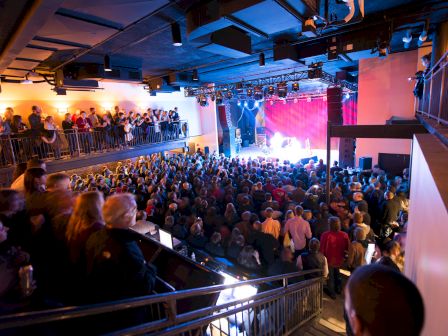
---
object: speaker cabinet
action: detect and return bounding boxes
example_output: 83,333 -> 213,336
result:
359,157 -> 373,171
327,87 -> 343,125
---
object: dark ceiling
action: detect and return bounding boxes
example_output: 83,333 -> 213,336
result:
0,0 -> 447,91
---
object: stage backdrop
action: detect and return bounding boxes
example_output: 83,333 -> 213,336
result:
264,96 -> 357,150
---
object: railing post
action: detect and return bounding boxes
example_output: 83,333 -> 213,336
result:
283,277 -> 288,333
437,66 -> 446,124
7,136 -> 16,166
427,74 -> 434,117
74,130 -> 81,156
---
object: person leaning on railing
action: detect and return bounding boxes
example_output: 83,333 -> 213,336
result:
62,112 -> 78,156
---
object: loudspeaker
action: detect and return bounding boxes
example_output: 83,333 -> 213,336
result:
359,157 -> 373,170
327,87 -> 343,125
339,138 -> 355,168
378,153 -> 410,176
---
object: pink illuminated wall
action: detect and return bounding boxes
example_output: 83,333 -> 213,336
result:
356,50 -> 418,165
264,96 -> 357,150
406,134 -> 448,336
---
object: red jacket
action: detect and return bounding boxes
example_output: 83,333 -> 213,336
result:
320,230 -> 350,268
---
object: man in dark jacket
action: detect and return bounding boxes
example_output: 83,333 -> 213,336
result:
85,193 -> 156,303
379,191 -> 401,240
248,220 -> 279,266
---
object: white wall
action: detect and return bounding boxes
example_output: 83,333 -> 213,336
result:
356,50 -> 418,165
406,134 -> 448,336
0,81 -> 205,137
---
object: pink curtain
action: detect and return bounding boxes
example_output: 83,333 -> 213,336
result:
264,96 -> 357,150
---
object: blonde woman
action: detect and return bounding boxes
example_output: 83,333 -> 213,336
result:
66,191 -> 104,264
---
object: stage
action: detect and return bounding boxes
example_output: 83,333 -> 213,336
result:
236,143 -> 339,165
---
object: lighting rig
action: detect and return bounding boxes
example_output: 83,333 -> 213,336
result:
185,68 -> 357,104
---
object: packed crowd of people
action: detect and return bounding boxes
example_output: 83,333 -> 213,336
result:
0,105 -> 184,163
0,150 -> 422,334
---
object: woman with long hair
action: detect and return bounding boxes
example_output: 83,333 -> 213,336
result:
65,191 -> 104,265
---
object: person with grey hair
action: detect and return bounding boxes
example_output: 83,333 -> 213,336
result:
84,193 -> 156,304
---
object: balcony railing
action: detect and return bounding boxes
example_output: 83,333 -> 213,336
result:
0,270 -> 323,336
416,50 -> 448,125
0,121 -> 188,167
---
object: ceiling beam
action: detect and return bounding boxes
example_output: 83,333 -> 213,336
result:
33,36 -> 91,49
0,0 -> 66,74
274,0 -> 307,22
223,15 -> 269,39
329,124 -> 428,139
55,8 -> 123,31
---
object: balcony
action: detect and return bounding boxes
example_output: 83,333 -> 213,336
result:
0,121 -> 189,185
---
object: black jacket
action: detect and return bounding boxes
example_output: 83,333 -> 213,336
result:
85,228 -> 156,303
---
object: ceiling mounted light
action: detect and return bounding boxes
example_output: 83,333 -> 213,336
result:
267,85 -> 275,95
104,55 -> 112,72
226,91 -> 233,99
254,86 -> 263,100
402,30 -> 412,49
378,41 -> 389,58
277,82 -> 287,98
21,75 -> 33,85
418,20 -> 429,47
192,69 -> 199,81
171,22 -> 182,47
259,53 -> 265,67
247,88 -> 253,97
292,82 -> 299,91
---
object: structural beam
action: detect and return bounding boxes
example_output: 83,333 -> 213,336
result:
329,124 -> 428,139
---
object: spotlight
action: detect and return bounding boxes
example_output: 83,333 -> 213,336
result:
237,100 -> 241,106
200,95 -> 208,106
20,75 -> 33,85
282,99 -> 287,105
104,55 -> 112,72
402,30 -> 412,49
54,87 -> 66,95
267,85 -> 275,95
247,88 -> 253,97
293,98 -> 298,103
378,42 -> 389,58
171,22 -> 182,46
270,100 -> 274,105
192,69 -> 199,81
254,101 -> 259,108
259,53 -> 265,67
244,101 -> 248,107
306,97 -> 312,102
345,92 -> 350,99
418,20 -> 429,47
254,86 -> 263,100
277,82 -> 287,98
292,82 -> 299,91
226,91 -> 233,99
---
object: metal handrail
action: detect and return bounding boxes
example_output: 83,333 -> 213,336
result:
0,120 -> 189,168
424,49 -> 448,80
0,269 -> 321,331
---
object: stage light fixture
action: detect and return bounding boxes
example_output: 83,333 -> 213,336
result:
293,98 -> 298,103
277,82 -> 287,98
270,100 -> 274,105
55,87 -> 66,95
237,100 -> 241,106
226,91 -> 233,99
306,97 -> 312,102
104,55 -> 112,72
267,86 -> 275,95
244,101 -> 248,107
254,86 -> 263,100
402,30 -> 412,49
254,101 -> 259,108
345,92 -> 350,99
192,69 -> 199,81
292,82 -> 299,91
418,20 -> 429,47
259,53 -> 265,67
21,75 -> 33,85
247,88 -> 253,97
171,22 -> 182,46
378,42 -> 389,58
282,99 -> 287,105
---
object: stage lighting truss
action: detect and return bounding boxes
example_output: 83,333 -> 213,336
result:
185,67 -> 357,101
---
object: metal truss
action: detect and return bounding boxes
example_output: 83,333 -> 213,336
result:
184,69 -> 358,97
